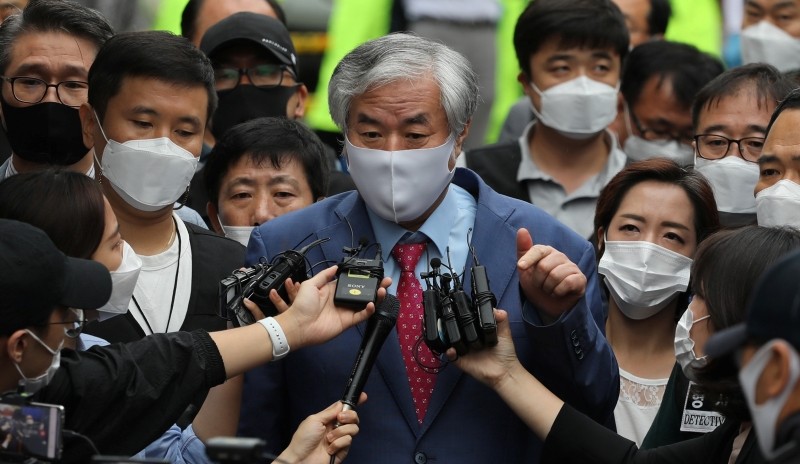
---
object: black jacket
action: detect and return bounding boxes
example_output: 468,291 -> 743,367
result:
85,222 -> 245,343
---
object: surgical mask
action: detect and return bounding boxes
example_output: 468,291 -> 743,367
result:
599,239 -> 692,320
675,307 -> 711,381
211,85 -> 297,139
0,98 -> 88,165
220,222 -> 255,248
695,156 -> 759,214
97,241 -> 141,322
345,135 -> 455,223
755,179 -> 800,228
622,106 -> 693,165
741,21 -> 800,72
94,112 -> 198,212
529,76 -> 618,139
739,340 -> 800,460
13,330 -> 62,395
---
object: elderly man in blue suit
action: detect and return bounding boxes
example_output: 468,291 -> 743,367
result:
239,33 -> 618,463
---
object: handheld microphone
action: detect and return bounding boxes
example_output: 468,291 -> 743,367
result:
339,294 -> 400,413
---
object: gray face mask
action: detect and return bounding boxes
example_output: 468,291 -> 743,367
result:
739,340 -> 800,460
674,307 -> 710,381
12,330 -> 62,394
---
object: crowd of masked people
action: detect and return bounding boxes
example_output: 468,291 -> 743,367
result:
2,0 -> 800,463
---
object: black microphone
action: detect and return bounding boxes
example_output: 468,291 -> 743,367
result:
340,294 -> 400,413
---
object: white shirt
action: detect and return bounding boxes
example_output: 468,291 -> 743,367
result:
614,367 -> 669,447
128,214 -> 193,335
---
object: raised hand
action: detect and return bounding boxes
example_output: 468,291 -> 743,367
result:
516,228 -> 586,320
451,309 -> 522,389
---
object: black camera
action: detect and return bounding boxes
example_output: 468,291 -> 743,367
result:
420,255 -> 497,356
334,241 -> 384,309
218,238 -> 329,326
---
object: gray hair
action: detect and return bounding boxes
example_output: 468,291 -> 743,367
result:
0,0 -> 114,75
328,33 -> 479,136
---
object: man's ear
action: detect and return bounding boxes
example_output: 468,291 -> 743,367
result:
207,201 -> 224,235
454,119 -> 472,155
79,103 -> 97,150
291,84 -> 309,119
6,329 -> 28,364
761,341 -> 796,401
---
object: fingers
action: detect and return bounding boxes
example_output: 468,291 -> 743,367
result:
242,297 -> 266,320
307,265 -> 339,289
518,246 -> 585,297
268,289 -> 291,313
285,278 -> 301,302
516,228 -> 534,260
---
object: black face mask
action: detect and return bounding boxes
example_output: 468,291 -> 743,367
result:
211,84 -> 298,139
0,97 -> 88,166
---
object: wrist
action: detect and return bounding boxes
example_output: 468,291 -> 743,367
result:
258,317 -> 290,361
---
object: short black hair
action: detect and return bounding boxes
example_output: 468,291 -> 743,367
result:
204,117 -> 330,207
621,40 -> 723,110
513,0 -> 629,77
692,63 -> 795,130
766,88 -> 800,137
0,0 -> 114,74
88,31 -> 217,122
647,0 -> 672,36
181,0 -> 287,43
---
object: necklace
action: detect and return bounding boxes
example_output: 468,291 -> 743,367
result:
131,216 -> 182,335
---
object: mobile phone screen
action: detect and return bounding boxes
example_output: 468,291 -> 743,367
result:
0,402 -> 63,461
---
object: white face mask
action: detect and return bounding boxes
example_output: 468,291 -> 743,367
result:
94,112 -> 198,212
13,330 -> 62,394
97,241 -> 142,321
756,179 -> 800,228
345,135 -> 455,224
622,107 -> 693,165
739,340 -> 800,460
695,155 -> 759,214
221,222 -> 255,248
529,76 -> 618,139
599,239 -> 693,320
741,21 -> 800,72
675,307 -> 711,381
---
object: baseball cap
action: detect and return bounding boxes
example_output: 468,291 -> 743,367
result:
199,12 -> 298,78
0,219 -> 112,335
706,248 -> 800,359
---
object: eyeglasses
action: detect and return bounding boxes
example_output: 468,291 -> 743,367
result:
694,134 -> 764,163
213,64 -> 293,91
43,308 -> 86,338
629,111 -> 694,146
1,76 -> 88,107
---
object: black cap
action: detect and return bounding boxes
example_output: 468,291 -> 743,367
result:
0,219 -> 112,335
199,12 -> 298,78
706,248 -> 800,358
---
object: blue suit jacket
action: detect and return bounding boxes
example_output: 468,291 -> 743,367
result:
239,168 -> 618,463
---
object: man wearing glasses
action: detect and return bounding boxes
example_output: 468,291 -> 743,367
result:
0,0 -> 113,179
690,64 -> 795,228
199,12 -> 308,143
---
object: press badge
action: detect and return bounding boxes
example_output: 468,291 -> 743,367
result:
680,381 -> 725,433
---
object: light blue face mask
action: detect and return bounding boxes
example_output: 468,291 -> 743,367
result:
13,329 -> 63,394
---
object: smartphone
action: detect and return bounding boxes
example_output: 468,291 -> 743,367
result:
0,401 -> 64,461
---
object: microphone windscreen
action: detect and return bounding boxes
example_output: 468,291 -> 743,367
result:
376,294 -> 400,323
430,258 -> 442,268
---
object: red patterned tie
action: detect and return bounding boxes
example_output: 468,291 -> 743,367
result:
392,242 -> 437,425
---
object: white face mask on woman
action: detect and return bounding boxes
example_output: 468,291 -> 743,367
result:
529,75 -> 618,139
674,307 -> 711,381
599,239 -> 692,320
97,241 -> 142,322
345,135 -> 455,224
94,112 -> 198,212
